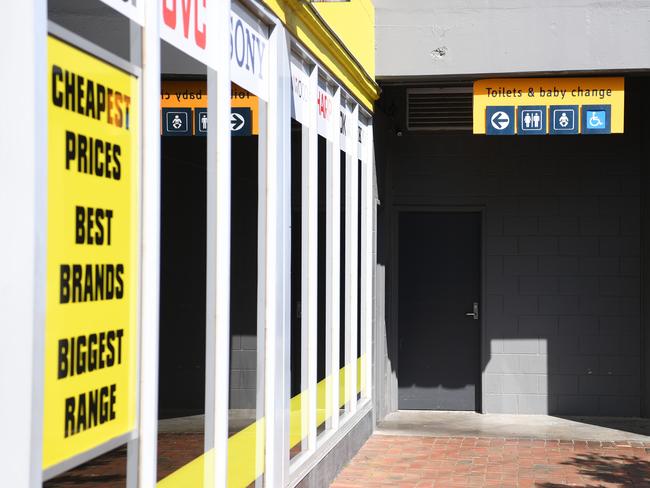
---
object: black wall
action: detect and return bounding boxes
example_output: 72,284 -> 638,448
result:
375,76 -> 650,416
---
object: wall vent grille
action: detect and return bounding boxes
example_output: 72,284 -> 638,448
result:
407,86 -> 473,131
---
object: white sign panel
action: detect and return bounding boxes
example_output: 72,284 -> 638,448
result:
290,61 -> 310,126
316,86 -> 333,138
339,105 -> 352,149
99,0 -> 144,25
230,7 -> 269,100
161,0 -> 216,69
358,124 -> 364,156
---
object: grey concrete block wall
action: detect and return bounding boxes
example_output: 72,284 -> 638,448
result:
230,335 -> 258,409
376,80 -> 647,416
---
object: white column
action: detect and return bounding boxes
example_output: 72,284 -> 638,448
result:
302,65 -> 319,454
327,87 -> 342,430
264,23 -> 291,488
346,106 -> 359,414
205,1 -> 232,487
360,123 -> 374,401
126,18 -> 142,488
138,1 -> 161,486
0,1 -> 46,487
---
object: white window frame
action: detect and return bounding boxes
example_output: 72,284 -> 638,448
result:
359,113 -> 374,402
343,100 -> 359,417
288,52 -> 318,465
285,31 -> 375,488
2,2 -> 47,487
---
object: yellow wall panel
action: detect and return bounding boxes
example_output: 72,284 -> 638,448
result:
261,0 -> 378,110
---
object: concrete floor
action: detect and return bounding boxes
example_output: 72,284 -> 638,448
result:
377,410 -> 650,442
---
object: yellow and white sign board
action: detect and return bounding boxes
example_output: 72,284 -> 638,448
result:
473,78 -> 624,134
44,35 -> 140,471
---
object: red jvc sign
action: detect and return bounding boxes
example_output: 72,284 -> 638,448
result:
162,0 -> 207,51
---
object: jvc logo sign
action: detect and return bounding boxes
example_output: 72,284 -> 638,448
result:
162,0 -> 207,49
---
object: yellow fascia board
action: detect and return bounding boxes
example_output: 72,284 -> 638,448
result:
261,0 -> 379,111
312,0 -> 375,78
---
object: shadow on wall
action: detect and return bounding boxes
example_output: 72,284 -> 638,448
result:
537,454 -> 650,488
374,77 -> 649,419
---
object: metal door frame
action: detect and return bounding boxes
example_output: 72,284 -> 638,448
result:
391,205 -> 486,413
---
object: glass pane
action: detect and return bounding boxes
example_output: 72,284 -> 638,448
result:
357,158 -> 363,401
339,150 -> 348,414
158,129 -> 207,479
44,2 -> 139,485
229,83 -> 264,487
316,135 -> 329,436
44,445 -> 127,486
289,119 -> 304,460
156,58 -> 208,482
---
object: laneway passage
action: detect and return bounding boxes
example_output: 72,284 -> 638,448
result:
331,412 -> 650,487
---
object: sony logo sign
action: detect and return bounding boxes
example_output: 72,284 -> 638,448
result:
230,12 -> 266,81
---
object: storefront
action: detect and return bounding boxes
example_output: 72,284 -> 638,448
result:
3,0 -> 378,487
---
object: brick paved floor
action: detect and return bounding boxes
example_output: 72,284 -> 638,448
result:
42,432 -> 650,487
331,435 -> 650,488
45,433 -> 204,487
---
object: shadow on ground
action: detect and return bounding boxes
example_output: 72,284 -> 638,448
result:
537,453 -> 650,488
560,416 -> 650,438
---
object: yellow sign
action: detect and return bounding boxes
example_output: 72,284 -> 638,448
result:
160,80 -> 259,135
473,77 -> 624,134
44,36 -> 139,470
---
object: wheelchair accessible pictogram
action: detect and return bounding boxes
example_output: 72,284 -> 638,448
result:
581,105 -> 611,134
587,110 -> 606,128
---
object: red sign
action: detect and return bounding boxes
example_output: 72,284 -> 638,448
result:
160,0 -> 212,67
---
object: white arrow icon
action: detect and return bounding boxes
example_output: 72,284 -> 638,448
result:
231,112 -> 245,131
490,111 -> 510,130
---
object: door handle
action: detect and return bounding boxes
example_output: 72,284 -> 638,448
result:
465,302 -> 479,320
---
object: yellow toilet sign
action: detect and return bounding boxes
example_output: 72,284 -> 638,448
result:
473,77 -> 624,135
160,80 -> 259,136
44,36 -> 140,471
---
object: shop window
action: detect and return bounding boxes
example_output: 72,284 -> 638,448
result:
357,158 -> 362,400
316,135 -> 329,436
289,119 -> 304,459
156,56 -> 208,480
229,84 -> 264,487
339,149 -> 348,414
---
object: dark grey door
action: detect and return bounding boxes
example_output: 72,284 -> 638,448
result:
398,211 -> 481,411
